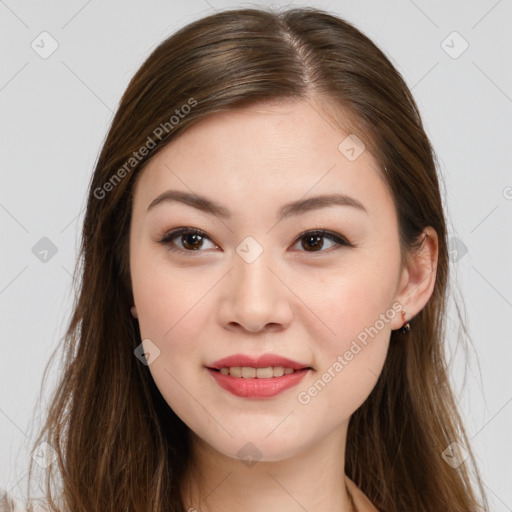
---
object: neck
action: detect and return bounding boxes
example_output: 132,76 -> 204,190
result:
180,422 -> 356,512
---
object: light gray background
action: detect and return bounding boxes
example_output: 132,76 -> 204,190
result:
1,0 -> 511,509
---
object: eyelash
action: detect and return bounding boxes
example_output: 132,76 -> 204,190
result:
157,227 -> 353,255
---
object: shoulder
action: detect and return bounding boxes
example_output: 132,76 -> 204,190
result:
0,490 -> 47,512
345,476 -> 381,512
0,490 -> 19,512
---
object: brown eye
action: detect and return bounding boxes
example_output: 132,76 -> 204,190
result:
181,232 -> 205,250
292,230 -> 351,253
159,228 -> 218,252
302,234 -> 324,251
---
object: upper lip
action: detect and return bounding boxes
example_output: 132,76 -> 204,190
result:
207,353 -> 312,370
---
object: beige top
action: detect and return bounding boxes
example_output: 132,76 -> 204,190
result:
2,481 -> 380,512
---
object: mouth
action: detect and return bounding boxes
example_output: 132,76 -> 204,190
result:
206,365 -> 312,399
205,353 -> 313,398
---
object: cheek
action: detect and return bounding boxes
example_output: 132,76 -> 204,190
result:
296,281 -> 393,418
309,258 -> 398,339
303,258 -> 398,399
130,257 -> 222,411
130,260 -> 212,419
131,251 -> 213,342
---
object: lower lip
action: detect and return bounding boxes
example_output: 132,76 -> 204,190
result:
206,368 -> 310,398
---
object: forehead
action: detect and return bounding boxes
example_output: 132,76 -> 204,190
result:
132,99 -> 393,223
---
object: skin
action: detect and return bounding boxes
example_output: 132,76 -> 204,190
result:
129,98 -> 438,512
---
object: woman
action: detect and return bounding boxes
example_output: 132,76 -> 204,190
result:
5,6 -> 488,512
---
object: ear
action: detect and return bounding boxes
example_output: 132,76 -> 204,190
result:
131,305 -> 138,319
390,226 -> 439,330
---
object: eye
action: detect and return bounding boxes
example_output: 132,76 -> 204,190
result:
158,227 -> 219,252
291,229 -> 352,253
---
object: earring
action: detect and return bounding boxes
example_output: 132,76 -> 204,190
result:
400,310 -> 411,333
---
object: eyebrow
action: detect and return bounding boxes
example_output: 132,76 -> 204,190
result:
146,190 -> 368,219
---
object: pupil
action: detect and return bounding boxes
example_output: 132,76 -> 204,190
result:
304,235 -> 323,251
183,233 -> 203,250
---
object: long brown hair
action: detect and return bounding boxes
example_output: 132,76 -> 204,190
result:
16,6 -> 487,512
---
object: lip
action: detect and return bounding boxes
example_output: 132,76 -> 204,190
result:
206,367 -> 311,399
205,353 -> 313,399
207,353 -> 312,371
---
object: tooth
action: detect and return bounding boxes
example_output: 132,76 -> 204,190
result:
217,366 -> 299,378
241,367 -> 256,378
230,366 -> 242,377
256,367 -> 274,378
273,366 -> 285,377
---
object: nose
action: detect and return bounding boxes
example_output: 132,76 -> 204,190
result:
217,249 -> 294,334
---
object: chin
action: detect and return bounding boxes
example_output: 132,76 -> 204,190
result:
203,432 -> 310,465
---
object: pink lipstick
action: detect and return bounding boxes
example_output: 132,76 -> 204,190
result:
205,353 -> 312,399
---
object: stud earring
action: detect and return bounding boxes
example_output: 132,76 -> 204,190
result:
400,309 -> 411,333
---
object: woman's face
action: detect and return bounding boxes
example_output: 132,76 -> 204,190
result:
129,99 -> 408,462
